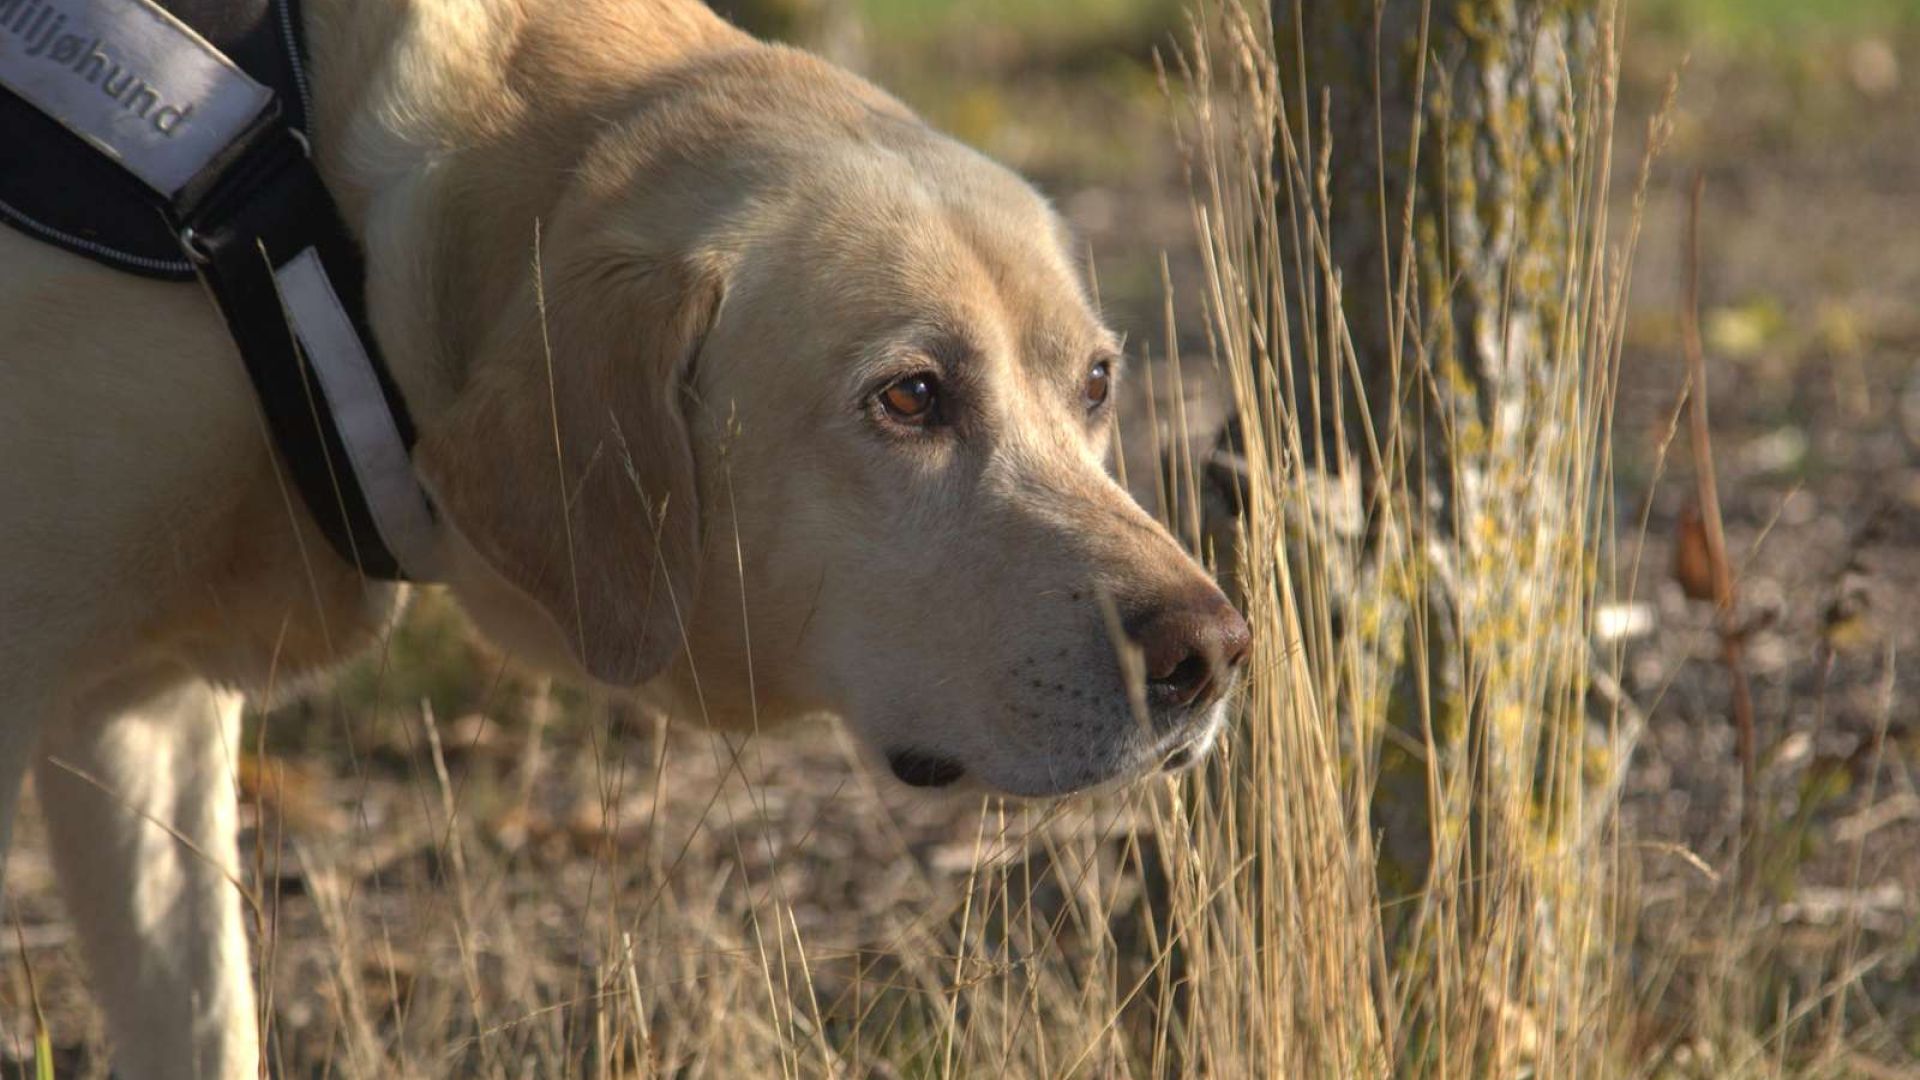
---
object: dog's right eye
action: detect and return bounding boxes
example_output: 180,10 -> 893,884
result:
878,373 -> 940,425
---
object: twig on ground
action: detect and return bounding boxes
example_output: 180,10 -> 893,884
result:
1679,170 -> 1759,868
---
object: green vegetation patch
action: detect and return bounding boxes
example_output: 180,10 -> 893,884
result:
1639,0 -> 1920,41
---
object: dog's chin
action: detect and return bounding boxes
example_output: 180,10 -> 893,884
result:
884,702 -> 1233,799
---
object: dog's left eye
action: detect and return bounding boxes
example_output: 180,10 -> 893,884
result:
878,373 -> 940,425
1084,359 -> 1112,409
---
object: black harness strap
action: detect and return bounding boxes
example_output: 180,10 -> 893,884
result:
176,125 -> 418,580
0,0 -> 430,581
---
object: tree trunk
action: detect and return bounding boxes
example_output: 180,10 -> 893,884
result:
1244,0 -> 1601,901
1187,0 -> 1609,1053
1280,0 -> 1597,496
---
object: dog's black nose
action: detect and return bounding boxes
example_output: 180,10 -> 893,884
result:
1129,588 -> 1251,710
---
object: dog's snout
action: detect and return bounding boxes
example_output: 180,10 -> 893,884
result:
1129,589 -> 1252,709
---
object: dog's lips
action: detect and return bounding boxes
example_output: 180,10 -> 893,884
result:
883,695 -> 1232,796
1153,700 -> 1229,774
1160,741 -> 1201,772
886,749 -> 968,788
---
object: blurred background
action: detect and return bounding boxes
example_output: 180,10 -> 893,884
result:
4,0 -> 1917,1073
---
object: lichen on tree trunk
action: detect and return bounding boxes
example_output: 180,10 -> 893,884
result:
1277,0 -> 1596,507
1256,0 -> 1607,1035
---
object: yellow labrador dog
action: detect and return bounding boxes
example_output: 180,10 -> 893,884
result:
0,0 -> 1248,1073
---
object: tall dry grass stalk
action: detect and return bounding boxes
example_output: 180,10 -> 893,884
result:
1140,0 -> 1649,1071
254,3 -> 1650,1076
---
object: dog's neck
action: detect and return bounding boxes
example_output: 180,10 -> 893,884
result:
294,0 -> 748,419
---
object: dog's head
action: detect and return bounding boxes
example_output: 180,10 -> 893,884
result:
416,49 -> 1248,797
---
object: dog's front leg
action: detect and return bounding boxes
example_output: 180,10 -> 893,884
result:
34,679 -> 259,1080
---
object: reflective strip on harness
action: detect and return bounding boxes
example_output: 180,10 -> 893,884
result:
0,0 -> 272,197
274,247 -> 440,579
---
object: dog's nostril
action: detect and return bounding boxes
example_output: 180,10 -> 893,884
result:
1153,654 -> 1212,705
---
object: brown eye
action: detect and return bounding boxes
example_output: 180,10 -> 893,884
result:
880,373 -> 938,424
1084,359 -> 1112,409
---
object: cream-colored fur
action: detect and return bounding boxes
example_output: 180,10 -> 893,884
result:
0,1 -> 1244,1074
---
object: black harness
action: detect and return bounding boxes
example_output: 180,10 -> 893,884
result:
0,0 -> 433,581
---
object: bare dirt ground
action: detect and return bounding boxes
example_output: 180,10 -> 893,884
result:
1606,28 -> 1920,1063
3,7 -> 1917,1075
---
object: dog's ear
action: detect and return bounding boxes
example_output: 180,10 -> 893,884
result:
416,246 -> 720,687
